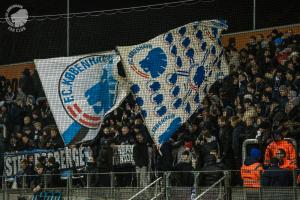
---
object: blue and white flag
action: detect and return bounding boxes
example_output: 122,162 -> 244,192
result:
117,20 -> 229,145
34,51 -> 129,145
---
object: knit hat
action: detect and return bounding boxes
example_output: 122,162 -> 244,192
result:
250,148 -> 261,160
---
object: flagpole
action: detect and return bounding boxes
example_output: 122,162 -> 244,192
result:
253,0 -> 256,30
67,0 -> 70,56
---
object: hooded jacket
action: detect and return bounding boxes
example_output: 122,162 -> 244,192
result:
199,155 -> 224,186
241,157 -> 263,188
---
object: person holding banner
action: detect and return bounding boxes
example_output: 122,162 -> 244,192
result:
112,125 -> 135,187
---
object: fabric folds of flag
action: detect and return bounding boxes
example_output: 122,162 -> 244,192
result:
34,51 -> 129,145
117,20 -> 229,145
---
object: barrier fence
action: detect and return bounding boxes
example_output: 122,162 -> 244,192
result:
1,170 -> 300,200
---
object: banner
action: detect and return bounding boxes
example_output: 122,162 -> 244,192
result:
117,20 -> 229,145
4,145 -> 135,177
112,145 -> 134,166
34,51 -> 129,145
4,146 -> 87,178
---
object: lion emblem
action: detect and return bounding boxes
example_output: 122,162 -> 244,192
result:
139,47 -> 167,78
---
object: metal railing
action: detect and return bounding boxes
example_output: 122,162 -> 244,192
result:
128,177 -> 162,200
195,176 -> 226,200
1,170 -> 300,200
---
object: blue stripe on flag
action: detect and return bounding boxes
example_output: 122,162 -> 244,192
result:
62,122 -> 82,145
201,50 -> 209,65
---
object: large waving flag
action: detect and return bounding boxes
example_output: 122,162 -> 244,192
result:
117,20 -> 229,145
35,51 -> 129,145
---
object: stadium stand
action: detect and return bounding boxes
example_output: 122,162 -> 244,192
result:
0,26 -> 300,199
1,0 -> 300,198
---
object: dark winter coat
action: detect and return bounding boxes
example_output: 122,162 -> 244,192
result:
46,162 -> 61,187
133,142 -> 149,167
199,155 -> 224,186
261,165 -> 293,186
232,122 -> 246,159
172,161 -> 194,187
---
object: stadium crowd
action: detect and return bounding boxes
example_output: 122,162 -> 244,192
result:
1,28 -> 300,190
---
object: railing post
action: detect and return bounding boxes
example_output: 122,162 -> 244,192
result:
165,172 -> 170,200
259,170 -> 262,200
67,175 -> 71,200
293,169 -> 297,200
3,173 -> 8,200
110,172 -> 115,188
44,174 -> 47,189
194,171 -> 199,196
224,171 -> 230,200
86,173 -> 90,188
2,176 -> 6,200
22,175 -> 26,189
110,172 -> 116,199
154,176 -> 158,198
253,0 -> 256,30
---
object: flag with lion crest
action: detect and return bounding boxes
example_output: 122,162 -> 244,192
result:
117,19 -> 229,145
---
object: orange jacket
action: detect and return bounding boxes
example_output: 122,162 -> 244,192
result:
241,162 -> 263,188
279,158 -> 297,170
264,140 -> 296,167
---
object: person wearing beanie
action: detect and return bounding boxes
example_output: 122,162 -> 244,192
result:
241,148 -> 263,188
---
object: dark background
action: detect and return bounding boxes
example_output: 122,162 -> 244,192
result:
0,0 -> 299,65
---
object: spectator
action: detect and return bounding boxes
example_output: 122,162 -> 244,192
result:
217,116 -> 233,169
20,68 -> 34,96
0,105 -> 9,125
256,121 -> 272,153
276,148 -> 297,170
46,127 -> 63,149
85,152 -> 99,187
113,125 -> 135,187
15,88 -> 26,103
96,128 -> 113,187
46,156 -> 61,187
156,138 -> 174,172
230,116 -> 245,169
198,152 -> 224,186
16,158 -> 35,188
246,36 -> 257,56
19,135 -> 34,151
37,156 -> 47,169
114,125 -> 135,145
195,128 -> 219,168
4,85 -> 15,101
261,157 -> 293,186
30,163 -> 45,194
32,121 -> 43,147
172,150 -> 194,187
133,133 -> 149,188
9,98 -> 26,132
